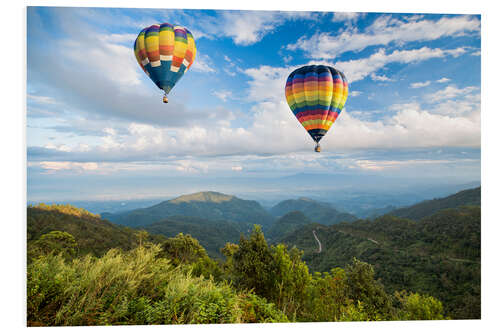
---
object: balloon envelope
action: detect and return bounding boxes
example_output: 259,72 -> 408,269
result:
134,23 -> 196,96
285,65 -> 348,144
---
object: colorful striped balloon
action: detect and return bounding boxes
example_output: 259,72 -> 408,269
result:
134,23 -> 196,101
285,65 -> 348,151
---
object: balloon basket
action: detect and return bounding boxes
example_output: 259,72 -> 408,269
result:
314,143 -> 321,153
163,96 -> 168,103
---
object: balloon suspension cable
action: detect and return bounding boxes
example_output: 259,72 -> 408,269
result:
162,92 -> 168,104
314,142 -> 321,153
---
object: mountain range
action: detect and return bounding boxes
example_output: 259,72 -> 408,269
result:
102,191 -> 275,230
387,187 -> 481,220
275,188 -> 481,319
28,186 -> 481,319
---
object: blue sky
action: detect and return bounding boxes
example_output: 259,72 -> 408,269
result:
26,7 -> 481,202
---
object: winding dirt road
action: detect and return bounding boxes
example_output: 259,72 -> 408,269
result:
312,230 -> 322,253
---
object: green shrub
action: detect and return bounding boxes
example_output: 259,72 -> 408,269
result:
27,244 -> 286,326
395,291 -> 446,320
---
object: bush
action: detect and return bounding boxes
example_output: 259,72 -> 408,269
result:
27,244 -> 287,326
395,291 -> 446,320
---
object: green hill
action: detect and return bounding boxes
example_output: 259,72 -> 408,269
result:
278,206 -> 480,319
27,204 -> 166,257
270,197 -> 357,224
102,191 -> 275,229
388,187 -> 480,220
143,216 -> 242,259
267,211 -> 312,241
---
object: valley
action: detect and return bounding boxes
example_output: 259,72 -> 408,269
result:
27,186 -> 481,322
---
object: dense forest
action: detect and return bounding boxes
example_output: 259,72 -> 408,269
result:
27,187 -> 480,325
278,206 -> 480,319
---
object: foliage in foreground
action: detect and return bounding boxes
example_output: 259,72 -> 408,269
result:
27,244 -> 287,326
26,205 -> 450,326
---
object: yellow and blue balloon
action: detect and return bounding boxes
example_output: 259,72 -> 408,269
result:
134,23 -> 196,103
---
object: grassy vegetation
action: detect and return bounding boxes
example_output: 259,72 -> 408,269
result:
28,244 -> 287,326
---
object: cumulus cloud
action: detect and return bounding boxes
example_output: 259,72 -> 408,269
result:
411,81 -> 431,88
213,90 -> 232,102
287,14 -> 479,59
27,94 -> 58,105
190,53 -> 216,73
219,10 -> 318,45
371,73 -> 394,82
436,77 -> 451,83
353,158 -> 477,171
38,161 -> 99,173
425,85 -> 479,103
28,34 -> 232,129
27,8 -> 481,170
332,12 -> 363,23
325,46 -> 468,83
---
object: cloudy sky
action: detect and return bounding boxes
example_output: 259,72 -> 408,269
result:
26,6 -> 481,201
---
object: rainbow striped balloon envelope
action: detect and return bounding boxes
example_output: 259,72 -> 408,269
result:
134,23 -> 196,102
285,65 -> 348,151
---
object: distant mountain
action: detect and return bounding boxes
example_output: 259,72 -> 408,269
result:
143,216 -> 242,259
102,191 -> 275,229
356,205 -> 398,219
267,211 -> 312,241
27,204 -> 166,257
388,186 -> 480,220
270,197 -> 357,224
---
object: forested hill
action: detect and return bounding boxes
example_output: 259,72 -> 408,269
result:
27,204 -> 166,257
142,216 -> 242,259
267,211 -> 312,241
102,191 -> 274,229
270,197 -> 357,224
388,186 -> 480,220
26,200 -> 479,325
278,206 -> 480,319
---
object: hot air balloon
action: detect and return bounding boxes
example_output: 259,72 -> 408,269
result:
134,23 -> 196,103
285,65 -> 348,152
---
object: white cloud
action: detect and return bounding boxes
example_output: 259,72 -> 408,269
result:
38,46 -> 477,159
213,90 -> 232,102
27,94 -> 58,105
283,55 -> 293,63
371,73 -> 394,82
98,33 -> 137,44
350,91 -> 362,97
231,166 -> 243,171
411,81 -> 431,88
332,12 -> 362,23
39,161 -> 99,173
436,77 -> 451,83
175,160 -> 209,173
353,158 -> 474,171
219,10 -> 317,45
328,46 -> 468,83
190,53 -> 216,73
63,35 -> 141,87
27,9 -> 481,164
44,143 -> 71,152
425,85 -> 479,103
287,15 -> 479,59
